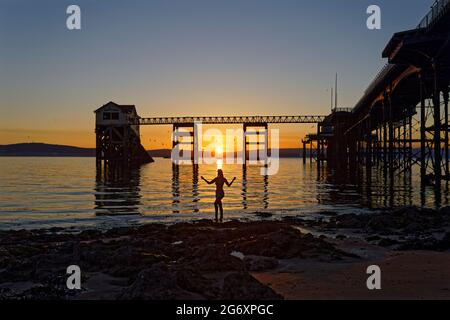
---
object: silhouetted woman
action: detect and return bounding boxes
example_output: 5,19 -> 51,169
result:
201,169 -> 236,222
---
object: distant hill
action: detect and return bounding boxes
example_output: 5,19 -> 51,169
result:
0,143 -> 95,157
0,143 -> 312,158
147,149 -> 172,158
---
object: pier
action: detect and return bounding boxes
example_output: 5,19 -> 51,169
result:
95,0 -> 450,190
307,0 -> 450,188
95,104 -> 326,171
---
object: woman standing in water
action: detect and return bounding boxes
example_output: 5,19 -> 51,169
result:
201,169 -> 236,222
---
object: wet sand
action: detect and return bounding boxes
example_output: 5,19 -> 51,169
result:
1,206 -> 450,300
254,248 -> 450,300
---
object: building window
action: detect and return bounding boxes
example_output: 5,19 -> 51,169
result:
111,113 -> 119,120
103,112 -> 111,120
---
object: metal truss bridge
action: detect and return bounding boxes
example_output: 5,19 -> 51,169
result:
138,115 -> 326,125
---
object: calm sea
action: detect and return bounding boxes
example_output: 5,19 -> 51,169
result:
0,157 -> 448,230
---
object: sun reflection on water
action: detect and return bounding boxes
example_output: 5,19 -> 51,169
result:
216,159 -> 223,170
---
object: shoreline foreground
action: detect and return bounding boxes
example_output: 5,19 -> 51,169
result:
1,206 -> 450,300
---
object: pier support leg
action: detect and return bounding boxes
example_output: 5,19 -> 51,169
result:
382,99 -> 388,172
420,76 -> 427,185
388,93 -> 394,175
172,123 -> 196,166
317,123 -> 321,170
366,119 -> 372,167
433,63 -> 442,186
243,125 -> 247,165
403,110 -> 407,171
264,123 -> 269,163
444,88 -> 449,178
366,131 -> 372,178
374,127 -> 378,165
242,163 -> 247,209
96,129 -> 102,171
193,122 -> 199,166
243,123 -> 268,165
172,124 -> 179,168
302,141 -> 307,164
409,114 -> 413,170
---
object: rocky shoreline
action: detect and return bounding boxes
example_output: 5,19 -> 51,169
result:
1,206 -> 450,300
297,206 -> 450,250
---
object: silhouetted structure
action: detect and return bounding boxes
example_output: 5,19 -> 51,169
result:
93,2 -> 449,196
95,102 -> 153,179
305,0 -> 450,191
160,116 -> 325,164
95,103 -> 326,168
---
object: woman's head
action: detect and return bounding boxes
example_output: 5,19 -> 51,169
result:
217,169 -> 224,177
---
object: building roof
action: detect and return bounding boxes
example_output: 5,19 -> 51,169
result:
94,101 -> 137,114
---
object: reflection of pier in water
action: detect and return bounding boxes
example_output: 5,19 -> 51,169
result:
241,165 -> 269,210
171,164 -> 200,214
95,168 -> 142,216
171,164 -> 269,213
315,161 -> 448,209
95,158 -> 448,217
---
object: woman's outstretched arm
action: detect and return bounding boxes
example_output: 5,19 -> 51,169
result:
201,176 -> 215,184
226,177 -> 236,187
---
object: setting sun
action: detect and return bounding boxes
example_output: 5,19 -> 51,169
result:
215,145 -> 224,156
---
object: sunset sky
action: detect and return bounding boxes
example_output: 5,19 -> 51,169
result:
0,0 -> 430,149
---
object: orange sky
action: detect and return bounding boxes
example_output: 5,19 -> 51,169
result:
0,124 -> 314,150
0,1 -> 431,152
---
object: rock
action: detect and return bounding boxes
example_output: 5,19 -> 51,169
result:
367,215 -> 398,231
120,265 -> 178,299
243,256 -> 278,271
230,225 -> 345,260
365,235 -> 381,242
403,233 -> 450,251
120,264 -> 209,300
17,284 -> 71,300
78,229 -> 103,240
254,212 -> 273,219
333,214 -> 367,228
327,206 -> 450,236
0,220 -> 352,299
403,222 -> 423,233
0,288 -> 15,300
230,251 -> 245,260
391,206 -> 420,216
182,246 -> 244,272
221,272 -> 282,300
320,211 -> 338,216
377,238 -> 398,247
438,233 -> 450,250
440,206 -> 450,215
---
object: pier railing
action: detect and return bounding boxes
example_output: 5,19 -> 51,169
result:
138,115 -> 326,125
350,63 -> 394,114
332,107 -> 353,113
417,0 -> 450,29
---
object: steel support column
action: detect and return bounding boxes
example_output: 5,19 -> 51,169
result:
420,76 -> 427,184
443,88 -> 449,178
432,63 -> 441,185
388,92 -> 394,174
